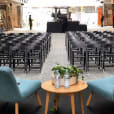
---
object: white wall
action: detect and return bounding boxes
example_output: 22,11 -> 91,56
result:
23,7 -> 53,32
80,13 -> 98,27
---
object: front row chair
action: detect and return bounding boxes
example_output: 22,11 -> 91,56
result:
0,66 -> 42,114
86,76 -> 114,107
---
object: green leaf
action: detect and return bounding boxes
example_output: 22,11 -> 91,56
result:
82,76 -> 85,81
50,107 -> 56,112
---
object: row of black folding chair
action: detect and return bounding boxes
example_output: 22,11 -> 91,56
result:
66,31 -> 114,71
0,33 -> 51,72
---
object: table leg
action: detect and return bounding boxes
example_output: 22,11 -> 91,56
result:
45,92 -> 50,114
78,92 -> 84,114
70,93 -> 75,114
56,94 -> 59,111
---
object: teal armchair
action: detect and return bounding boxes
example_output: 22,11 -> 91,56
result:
0,66 -> 42,114
86,76 -> 114,107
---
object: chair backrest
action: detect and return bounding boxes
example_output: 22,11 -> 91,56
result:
0,66 -> 21,102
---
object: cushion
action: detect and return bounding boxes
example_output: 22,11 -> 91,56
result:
87,76 -> 114,101
17,79 -> 41,100
0,67 -> 21,102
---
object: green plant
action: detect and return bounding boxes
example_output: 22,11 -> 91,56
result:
67,65 -> 83,78
52,64 -> 83,79
52,65 -> 66,78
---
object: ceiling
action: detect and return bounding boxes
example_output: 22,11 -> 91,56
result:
24,0 -> 103,7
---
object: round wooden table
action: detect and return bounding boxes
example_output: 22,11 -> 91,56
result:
42,80 -> 88,114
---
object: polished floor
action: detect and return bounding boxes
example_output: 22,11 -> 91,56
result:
13,32 -> 114,82
0,89 -> 114,114
1,28 -> 114,114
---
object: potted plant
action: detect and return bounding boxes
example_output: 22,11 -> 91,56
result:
51,64 -> 83,86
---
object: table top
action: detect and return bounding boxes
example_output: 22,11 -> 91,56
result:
41,80 -> 88,94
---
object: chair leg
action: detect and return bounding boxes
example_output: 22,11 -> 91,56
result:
35,92 -> 42,106
15,102 -> 19,114
86,92 -> 93,107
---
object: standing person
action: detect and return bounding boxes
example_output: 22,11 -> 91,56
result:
29,15 -> 33,30
101,15 -> 104,27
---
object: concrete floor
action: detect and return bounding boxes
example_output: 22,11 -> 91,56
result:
14,33 -> 114,82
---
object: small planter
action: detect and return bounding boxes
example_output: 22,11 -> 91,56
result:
52,65 -> 83,86
52,75 -> 78,86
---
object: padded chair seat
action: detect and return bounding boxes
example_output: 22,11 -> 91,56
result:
88,76 -> 114,101
17,79 -> 41,100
